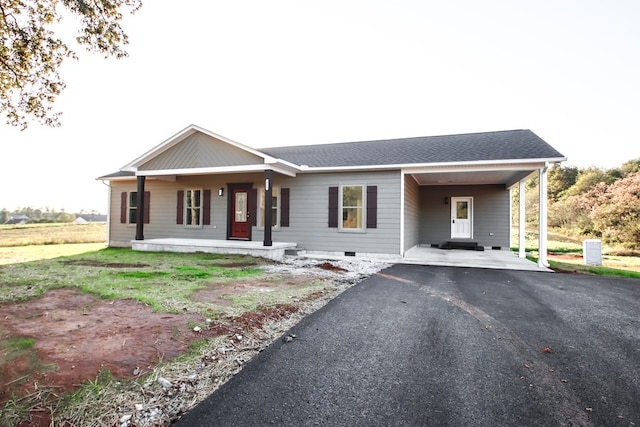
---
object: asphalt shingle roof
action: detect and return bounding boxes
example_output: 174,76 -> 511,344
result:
262,129 -> 564,168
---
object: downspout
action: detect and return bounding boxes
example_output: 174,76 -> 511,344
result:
519,180 -> 526,258
538,163 -> 549,267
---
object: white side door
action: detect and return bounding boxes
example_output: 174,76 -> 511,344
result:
451,197 -> 473,239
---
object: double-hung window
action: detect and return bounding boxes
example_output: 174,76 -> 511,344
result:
259,187 -> 280,228
185,189 -> 202,226
340,185 -> 364,231
128,192 -> 138,224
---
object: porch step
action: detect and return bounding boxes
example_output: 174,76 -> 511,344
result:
438,241 -> 485,251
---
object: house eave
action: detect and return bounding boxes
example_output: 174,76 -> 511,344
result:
135,163 -> 298,177
298,157 -> 567,173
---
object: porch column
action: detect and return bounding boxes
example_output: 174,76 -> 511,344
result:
519,180 -> 526,258
135,175 -> 146,241
263,170 -> 273,247
538,164 -> 549,267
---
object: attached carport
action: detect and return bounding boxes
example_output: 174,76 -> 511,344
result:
402,160 -> 558,268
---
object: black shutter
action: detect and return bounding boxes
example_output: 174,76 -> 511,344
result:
176,190 -> 184,224
328,187 -> 338,228
143,191 -> 150,224
280,188 -> 290,227
249,188 -> 257,226
203,189 -> 211,225
366,186 -> 377,229
120,192 -> 127,224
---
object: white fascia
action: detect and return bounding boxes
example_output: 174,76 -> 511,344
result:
297,157 -> 567,173
136,163 -> 298,177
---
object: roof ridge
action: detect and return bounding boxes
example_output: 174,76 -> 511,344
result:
262,129 -> 531,151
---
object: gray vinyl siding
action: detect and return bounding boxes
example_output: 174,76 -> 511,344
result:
139,133 -> 263,171
418,184 -> 510,248
109,170 -> 402,254
403,174 -> 420,252
265,170 -> 402,255
108,176 -> 232,246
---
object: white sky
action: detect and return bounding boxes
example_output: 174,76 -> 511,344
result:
1,0 -> 639,214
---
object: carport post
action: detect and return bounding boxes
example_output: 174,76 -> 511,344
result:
538,164 -> 549,267
518,180 -> 526,258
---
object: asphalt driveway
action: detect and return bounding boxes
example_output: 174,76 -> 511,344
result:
173,264 -> 640,426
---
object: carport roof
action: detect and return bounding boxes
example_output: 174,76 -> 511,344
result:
262,129 -> 565,168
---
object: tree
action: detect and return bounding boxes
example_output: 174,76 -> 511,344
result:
0,0 -> 141,129
621,159 -> 640,176
590,172 -> 640,249
562,167 -> 607,198
548,165 -> 578,201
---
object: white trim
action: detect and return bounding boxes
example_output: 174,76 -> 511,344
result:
519,180 -> 526,258
136,164 -> 297,177
538,164 -> 549,267
400,171 -> 405,256
257,186 -> 281,230
183,188 -> 203,228
299,157 -> 567,173
338,184 -> 366,232
450,196 -> 473,239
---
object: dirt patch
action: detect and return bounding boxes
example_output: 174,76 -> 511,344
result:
0,288 -> 206,404
191,275 -> 318,306
0,284 -> 323,408
316,262 -> 348,272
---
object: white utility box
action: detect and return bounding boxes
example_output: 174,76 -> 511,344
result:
583,239 -> 602,266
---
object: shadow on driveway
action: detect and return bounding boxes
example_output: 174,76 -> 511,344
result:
174,265 -> 640,427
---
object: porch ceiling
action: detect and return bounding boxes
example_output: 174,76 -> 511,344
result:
410,169 -> 534,187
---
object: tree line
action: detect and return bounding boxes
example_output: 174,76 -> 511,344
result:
518,158 -> 640,250
0,207 -> 101,224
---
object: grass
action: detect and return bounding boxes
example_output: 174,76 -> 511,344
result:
0,223 -> 107,247
513,227 -> 640,278
0,245 -> 338,426
0,247 -> 280,314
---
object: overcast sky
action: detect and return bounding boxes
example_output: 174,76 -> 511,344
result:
1,0 -> 638,214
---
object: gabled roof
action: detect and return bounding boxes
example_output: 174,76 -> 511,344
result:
97,127 -> 565,182
262,130 -> 564,168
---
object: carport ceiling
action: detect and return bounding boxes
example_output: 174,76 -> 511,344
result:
410,170 -> 534,187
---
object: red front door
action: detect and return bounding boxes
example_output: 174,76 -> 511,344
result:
230,188 -> 250,239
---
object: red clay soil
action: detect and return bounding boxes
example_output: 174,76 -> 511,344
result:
0,288 -> 210,404
0,284 -> 305,407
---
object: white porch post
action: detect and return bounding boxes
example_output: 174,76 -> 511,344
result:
538,164 -> 549,267
399,171 -> 405,257
519,180 -> 526,258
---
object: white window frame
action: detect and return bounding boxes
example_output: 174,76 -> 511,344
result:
128,191 -> 137,225
258,186 -> 280,230
184,188 -> 203,228
339,184 -> 366,232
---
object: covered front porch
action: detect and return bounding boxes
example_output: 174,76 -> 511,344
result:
131,238 -> 297,261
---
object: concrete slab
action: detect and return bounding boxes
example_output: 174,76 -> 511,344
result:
130,238 -> 297,261
402,246 -> 551,272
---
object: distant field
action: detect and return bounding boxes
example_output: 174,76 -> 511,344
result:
0,223 -> 107,264
0,222 -> 106,247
